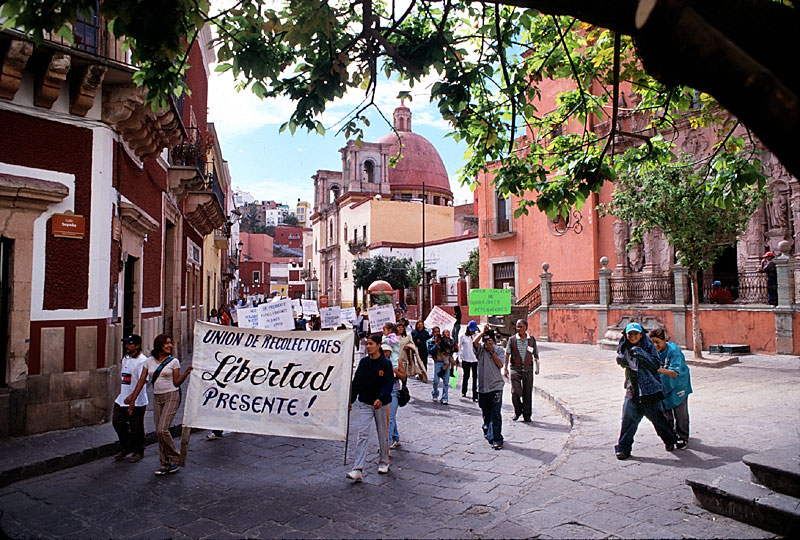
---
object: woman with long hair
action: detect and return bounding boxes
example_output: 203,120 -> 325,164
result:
128,334 -> 193,475
347,333 -> 394,481
411,320 -> 431,370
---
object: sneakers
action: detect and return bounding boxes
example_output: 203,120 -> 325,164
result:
126,453 -> 143,463
440,399 -> 448,405
665,442 -> 676,452
207,432 -> 223,440
389,441 -> 401,450
676,439 -> 688,449
431,395 -> 438,402
378,463 -> 390,474
113,451 -> 129,462
491,442 -> 504,450
346,469 -> 362,482
154,467 -> 169,476
168,464 -> 180,473
615,451 -> 630,460
472,397 -> 479,403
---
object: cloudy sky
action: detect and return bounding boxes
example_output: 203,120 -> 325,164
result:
206,63 -> 476,208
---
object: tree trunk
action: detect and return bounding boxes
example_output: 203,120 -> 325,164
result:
690,269 -> 703,359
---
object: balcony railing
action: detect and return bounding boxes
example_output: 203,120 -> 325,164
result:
481,217 -> 515,237
697,272 -> 769,304
518,284 -> 542,313
347,240 -> 367,254
40,3 -> 131,65
550,280 -> 600,304
611,275 -> 675,304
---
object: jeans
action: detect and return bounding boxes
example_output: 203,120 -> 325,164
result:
112,403 -> 146,455
352,400 -> 389,470
389,389 -> 400,443
615,396 -> 677,455
510,368 -> 534,419
432,361 -> 450,401
461,362 -> 478,398
479,390 -> 503,445
666,397 -> 690,441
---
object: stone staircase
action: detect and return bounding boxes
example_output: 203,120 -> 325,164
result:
686,446 -> 800,535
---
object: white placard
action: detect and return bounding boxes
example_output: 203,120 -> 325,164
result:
423,305 -> 456,334
259,298 -> 295,331
368,304 -> 396,332
320,306 -> 342,329
301,299 -> 319,316
291,298 -> 302,315
341,307 -> 357,324
184,322 -> 354,441
236,307 -> 260,329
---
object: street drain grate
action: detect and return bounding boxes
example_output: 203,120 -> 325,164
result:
542,373 -> 579,380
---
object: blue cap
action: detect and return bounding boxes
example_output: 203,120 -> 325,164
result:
624,323 -> 644,335
467,320 -> 479,332
712,281 -> 722,287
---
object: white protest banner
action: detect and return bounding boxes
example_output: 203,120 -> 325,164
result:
259,298 -> 295,331
236,307 -> 260,329
341,307 -> 357,324
291,298 -> 302,316
368,304 -> 396,332
320,306 -> 341,329
184,322 -> 354,441
424,305 -> 456,334
301,299 -> 319,316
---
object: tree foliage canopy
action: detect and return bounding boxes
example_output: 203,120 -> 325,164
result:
353,255 -> 412,291
5,0 -> 796,214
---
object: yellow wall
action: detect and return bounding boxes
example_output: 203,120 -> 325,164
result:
202,234 -> 223,317
368,199 -> 454,242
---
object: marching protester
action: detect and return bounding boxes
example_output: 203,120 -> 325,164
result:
504,319 -> 540,422
112,334 -> 148,463
382,323 -> 405,449
459,321 -> 479,402
649,328 -> 692,448
348,333 -> 394,481
475,327 -> 505,450
614,323 -> 678,460
412,320 -> 431,370
229,300 -> 239,326
398,320 -> 426,383
126,334 -> 193,475
428,326 -> 454,404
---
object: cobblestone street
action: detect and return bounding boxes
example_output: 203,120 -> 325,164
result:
1,343 -> 796,539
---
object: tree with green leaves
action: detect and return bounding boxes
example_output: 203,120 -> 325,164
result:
600,146 -> 769,358
282,214 -> 299,227
4,0 -> 796,217
353,255 -> 413,291
463,247 -> 479,282
407,260 -> 425,287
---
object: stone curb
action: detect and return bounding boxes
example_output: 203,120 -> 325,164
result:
0,424 -> 196,489
533,384 -> 580,476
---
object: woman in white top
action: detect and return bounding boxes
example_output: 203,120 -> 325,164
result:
127,333 -> 192,476
459,321 -> 480,402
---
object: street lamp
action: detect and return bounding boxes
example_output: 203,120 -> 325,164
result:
421,179 -> 426,319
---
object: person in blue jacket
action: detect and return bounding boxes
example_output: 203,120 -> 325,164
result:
614,323 -> 678,460
347,333 -> 395,482
649,328 -> 692,448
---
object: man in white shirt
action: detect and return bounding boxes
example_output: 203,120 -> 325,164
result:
112,334 -> 149,463
459,321 -> 480,402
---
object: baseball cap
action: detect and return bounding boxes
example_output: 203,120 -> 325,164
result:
764,251 -> 775,258
624,323 -> 644,335
467,320 -> 479,332
712,281 -> 722,287
121,334 -> 142,346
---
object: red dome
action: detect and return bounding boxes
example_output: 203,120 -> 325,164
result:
376,117 -> 452,196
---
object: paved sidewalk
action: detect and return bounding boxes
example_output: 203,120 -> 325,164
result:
0,343 -> 796,538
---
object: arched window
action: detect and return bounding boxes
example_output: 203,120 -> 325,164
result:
364,160 -> 375,183
329,185 -> 340,204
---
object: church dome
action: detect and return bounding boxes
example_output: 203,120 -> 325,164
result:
375,104 -> 452,197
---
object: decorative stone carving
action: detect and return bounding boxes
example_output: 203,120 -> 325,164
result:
768,189 -> 789,230
681,130 -> 709,156
613,219 -> 628,272
0,40 -> 34,100
119,201 -> 159,238
628,241 -> 645,272
70,64 -> 107,116
740,205 -> 766,269
34,52 -> 71,109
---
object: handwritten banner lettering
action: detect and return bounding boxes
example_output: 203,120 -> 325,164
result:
320,306 -> 341,329
301,299 -> 319,316
259,299 -> 295,331
368,304 -> 396,333
183,322 -> 354,441
468,288 -> 512,316
423,306 -> 456,334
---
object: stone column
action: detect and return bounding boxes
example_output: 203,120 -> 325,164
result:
775,240 -> 795,354
597,257 -> 611,344
671,262 -> 689,347
539,263 -> 552,341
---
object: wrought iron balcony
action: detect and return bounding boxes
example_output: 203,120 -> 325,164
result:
481,217 -> 516,239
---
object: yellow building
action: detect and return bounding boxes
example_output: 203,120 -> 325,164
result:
311,104 -> 455,307
295,199 -> 311,227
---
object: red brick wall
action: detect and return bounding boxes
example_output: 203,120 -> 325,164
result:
182,43 -> 208,131
0,110 -> 92,309
548,308 -> 599,344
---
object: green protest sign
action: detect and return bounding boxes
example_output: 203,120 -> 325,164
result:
468,289 -> 512,316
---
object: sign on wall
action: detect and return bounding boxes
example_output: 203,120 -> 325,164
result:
184,323 -> 354,441
52,213 -> 85,239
